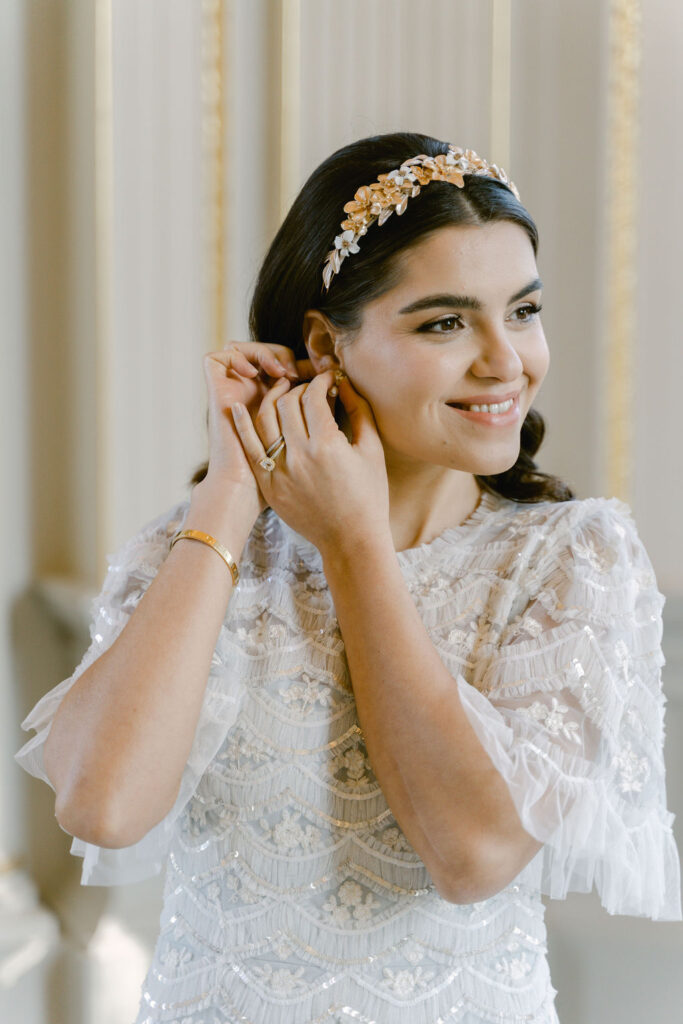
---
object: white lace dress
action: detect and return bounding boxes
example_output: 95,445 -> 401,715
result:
16,490 -> 682,1024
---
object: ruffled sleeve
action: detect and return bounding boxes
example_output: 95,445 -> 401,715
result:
15,500 -> 248,887
455,498 -> 682,920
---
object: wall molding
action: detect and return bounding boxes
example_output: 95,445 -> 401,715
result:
202,0 -> 226,352
490,0 -> 511,168
604,0 -> 641,501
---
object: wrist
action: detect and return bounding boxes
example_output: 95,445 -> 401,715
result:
320,526 -> 395,579
186,477 -> 260,562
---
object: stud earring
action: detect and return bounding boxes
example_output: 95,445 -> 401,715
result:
328,368 -> 347,398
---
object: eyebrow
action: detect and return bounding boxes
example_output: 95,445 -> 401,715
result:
397,277 -> 543,315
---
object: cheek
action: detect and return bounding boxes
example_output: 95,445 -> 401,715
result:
525,333 -> 550,388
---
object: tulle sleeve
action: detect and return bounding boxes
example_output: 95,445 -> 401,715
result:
15,500 -> 248,887
455,498 -> 682,920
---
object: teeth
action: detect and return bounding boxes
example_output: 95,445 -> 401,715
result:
466,398 -> 515,414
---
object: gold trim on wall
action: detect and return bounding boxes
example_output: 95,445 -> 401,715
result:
95,0 -> 114,580
202,0 -> 226,352
279,0 -> 301,221
490,0 -> 511,169
605,0 -> 641,501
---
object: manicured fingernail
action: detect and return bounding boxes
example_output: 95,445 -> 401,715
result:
232,403 -> 245,418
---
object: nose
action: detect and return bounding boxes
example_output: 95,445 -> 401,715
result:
469,323 -> 524,381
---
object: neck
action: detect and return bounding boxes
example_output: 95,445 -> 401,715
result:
385,457 -> 483,552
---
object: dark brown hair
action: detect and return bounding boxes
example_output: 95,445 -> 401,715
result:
191,131 -> 573,503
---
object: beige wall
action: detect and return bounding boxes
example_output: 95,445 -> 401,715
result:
3,1 -> 682,1021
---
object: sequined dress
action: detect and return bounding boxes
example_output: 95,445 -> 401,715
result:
16,490 -> 682,1024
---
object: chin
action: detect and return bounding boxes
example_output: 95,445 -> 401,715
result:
457,447 -> 521,476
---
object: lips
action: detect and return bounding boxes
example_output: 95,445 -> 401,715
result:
447,392 -> 522,426
448,389 -> 521,409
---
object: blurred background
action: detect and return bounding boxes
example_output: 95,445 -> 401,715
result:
2,1 -> 682,1021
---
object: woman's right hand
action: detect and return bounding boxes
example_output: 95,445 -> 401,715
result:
202,342 -> 312,515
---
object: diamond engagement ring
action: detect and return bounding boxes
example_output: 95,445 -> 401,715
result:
259,435 -> 286,472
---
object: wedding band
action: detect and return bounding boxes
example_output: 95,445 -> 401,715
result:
265,435 -> 285,457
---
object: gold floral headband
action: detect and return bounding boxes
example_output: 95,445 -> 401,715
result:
322,145 -> 520,291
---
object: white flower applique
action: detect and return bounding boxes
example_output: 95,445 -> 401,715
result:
251,962 -> 309,996
495,937 -> 534,980
279,672 -> 338,715
518,696 -> 582,743
221,871 -> 260,906
573,537 -> 619,574
381,965 -> 436,997
495,952 -> 533,980
322,880 -> 380,927
399,938 -> 426,965
233,612 -> 288,653
379,826 -> 412,853
259,809 -> 324,854
611,742 -> 651,793
219,728 -> 270,769
329,744 -> 374,791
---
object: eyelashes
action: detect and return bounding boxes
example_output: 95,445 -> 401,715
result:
418,303 -> 543,335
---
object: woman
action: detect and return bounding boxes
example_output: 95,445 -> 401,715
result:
16,132 -> 682,1024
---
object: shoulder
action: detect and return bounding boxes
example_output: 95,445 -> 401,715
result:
486,491 -> 634,537
481,492 -> 657,597
485,492 -> 642,557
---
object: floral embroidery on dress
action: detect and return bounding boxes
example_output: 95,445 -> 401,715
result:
406,568 -> 455,599
380,826 -> 412,853
271,935 -> 296,959
159,946 -> 194,969
518,696 -> 582,743
573,538 -> 619,574
321,880 -> 380,927
612,742 -> 651,793
328,744 -> 374,790
279,672 -> 340,715
399,938 -> 426,965
184,793 -> 234,838
250,963 -> 309,996
218,727 -> 271,768
495,952 -> 533,980
234,613 -> 288,653
380,965 -> 436,997
223,872 -> 260,906
259,809 -> 324,853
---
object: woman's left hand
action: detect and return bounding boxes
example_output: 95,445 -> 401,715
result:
231,369 -> 390,555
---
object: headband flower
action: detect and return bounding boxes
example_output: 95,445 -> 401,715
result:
322,145 -> 520,291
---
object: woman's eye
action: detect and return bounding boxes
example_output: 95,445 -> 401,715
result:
512,302 -> 543,322
420,315 -> 462,334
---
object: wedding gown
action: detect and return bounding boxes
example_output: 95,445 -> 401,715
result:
16,489 -> 682,1023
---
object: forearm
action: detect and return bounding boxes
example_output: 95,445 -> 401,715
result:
45,477 -> 255,847
322,533 -> 519,897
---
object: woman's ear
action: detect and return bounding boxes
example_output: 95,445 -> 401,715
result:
302,309 -> 342,375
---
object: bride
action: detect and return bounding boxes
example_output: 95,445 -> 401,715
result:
17,132 -> 681,1024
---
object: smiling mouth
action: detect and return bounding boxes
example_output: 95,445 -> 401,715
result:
449,397 -> 516,414
446,393 -> 522,425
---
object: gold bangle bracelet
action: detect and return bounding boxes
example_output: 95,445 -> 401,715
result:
170,529 -> 240,587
